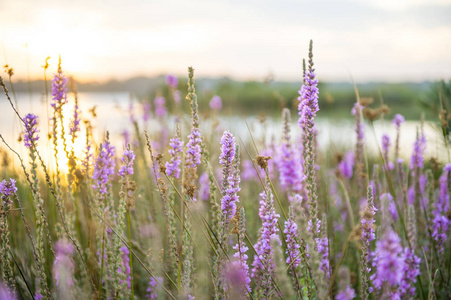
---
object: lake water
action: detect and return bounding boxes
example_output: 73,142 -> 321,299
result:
0,92 -> 449,172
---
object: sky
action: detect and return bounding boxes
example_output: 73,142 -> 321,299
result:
0,0 -> 450,83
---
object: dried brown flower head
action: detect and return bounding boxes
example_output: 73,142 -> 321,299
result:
359,97 -> 374,106
363,108 -> 380,122
256,155 -> 271,169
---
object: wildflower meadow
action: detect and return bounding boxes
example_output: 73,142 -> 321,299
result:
0,40 -> 450,300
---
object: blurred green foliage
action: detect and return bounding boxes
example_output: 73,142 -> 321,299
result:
151,77 -> 439,120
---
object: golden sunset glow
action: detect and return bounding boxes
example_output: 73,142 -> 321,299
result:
1,0 -> 451,82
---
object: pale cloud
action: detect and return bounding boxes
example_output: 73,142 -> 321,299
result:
0,0 -> 450,82
358,0 -> 451,11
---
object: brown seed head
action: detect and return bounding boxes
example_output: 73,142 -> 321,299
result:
359,97 -> 374,106
363,108 -> 380,122
256,155 -> 271,169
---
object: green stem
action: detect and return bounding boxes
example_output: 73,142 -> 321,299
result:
99,230 -> 106,300
126,210 -> 135,300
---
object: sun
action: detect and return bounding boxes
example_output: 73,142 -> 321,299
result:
20,8 -> 106,80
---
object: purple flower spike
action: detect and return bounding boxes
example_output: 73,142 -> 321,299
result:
400,248 -> 420,296
198,172 -> 210,201
53,239 -> 75,287
220,131 -> 240,224
316,233 -> 330,277
298,41 -> 319,131
146,276 -> 162,299
432,215 -> 449,254
335,285 -> 356,300
371,230 -> 405,290
338,150 -> 354,179
251,188 -> 280,292
225,257 -> 251,296
166,135 -> 184,179
283,218 -> 301,268
186,128 -> 202,169
70,104 -> 81,140
0,282 -> 16,300
165,74 -> 178,89
277,109 -> 304,192
219,131 -> 236,167
381,134 -> 390,157
120,246 -> 132,290
118,149 -> 135,177
352,103 -> 365,141
392,114 -> 405,128
381,134 -> 394,171
410,131 -> 426,170
209,95 -> 222,111
92,140 -> 116,195
0,179 -> 17,197
51,59 -> 68,109
23,113 -> 40,148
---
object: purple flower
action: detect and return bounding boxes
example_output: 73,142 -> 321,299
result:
436,165 -> 451,214
0,179 -> 17,197
298,41 -> 319,132
219,131 -> 236,167
154,97 -> 167,118
400,248 -> 420,296
338,151 -> 354,179
283,218 -> 301,268
23,113 -> 40,148
118,149 -> 135,177
209,95 -> 222,111
69,103 -> 81,140
298,69 -> 319,132
297,40 -> 321,234
146,276 -> 162,299
392,114 -> 405,128
432,215 -> 449,254
0,282 -> 16,300
277,141 -> 304,192
165,136 -> 184,179
410,132 -> 426,170
251,188 -> 280,291
361,200 -> 377,243
352,103 -> 365,141
92,140 -> 116,195
165,74 -> 178,89
335,285 -> 356,300
198,172 -> 210,201
360,186 -> 376,299
241,159 -> 259,181
220,131 -> 240,224
225,252 -> 251,296
120,246 -> 132,290
53,239 -> 75,287
381,193 -> 398,222
381,134 -> 393,169
185,128 -> 202,169
371,230 -> 405,290
316,233 -> 330,277
227,207 -> 251,296
51,60 -> 68,109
